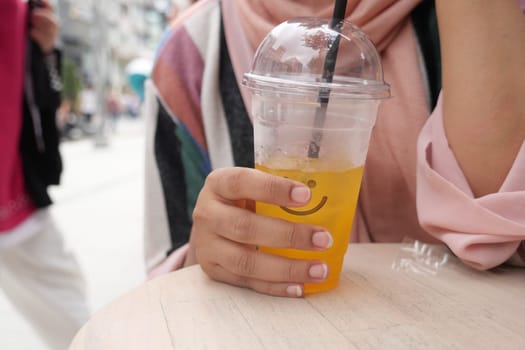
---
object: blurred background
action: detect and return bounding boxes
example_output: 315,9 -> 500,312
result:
51,0 -> 177,143
0,0 -> 194,349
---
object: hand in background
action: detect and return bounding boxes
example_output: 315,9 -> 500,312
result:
30,1 -> 58,55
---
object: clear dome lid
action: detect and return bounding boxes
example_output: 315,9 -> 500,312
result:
243,17 -> 390,99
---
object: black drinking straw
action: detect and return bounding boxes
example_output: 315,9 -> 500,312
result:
307,0 -> 348,158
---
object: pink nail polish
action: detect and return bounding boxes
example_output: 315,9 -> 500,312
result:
286,285 -> 303,297
290,187 -> 310,203
309,264 -> 328,280
312,231 -> 333,249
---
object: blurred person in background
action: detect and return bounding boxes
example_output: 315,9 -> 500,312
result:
0,0 -> 90,348
121,87 -> 140,118
106,87 -> 121,132
79,81 -> 96,125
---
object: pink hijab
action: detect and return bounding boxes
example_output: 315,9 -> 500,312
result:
0,0 -> 35,232
222,0 -> 440,244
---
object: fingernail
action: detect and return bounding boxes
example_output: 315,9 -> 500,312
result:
291,187 -> 310,203
286,285 -> 303,298
312,231 -> 333,249
309,264 -> 328,280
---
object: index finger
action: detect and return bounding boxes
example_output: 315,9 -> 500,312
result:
206,167 -> 311,207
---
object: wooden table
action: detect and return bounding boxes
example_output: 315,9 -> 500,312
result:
70,244 -> 525,349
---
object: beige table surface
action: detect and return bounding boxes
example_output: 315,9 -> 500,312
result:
70,244 -> 525,349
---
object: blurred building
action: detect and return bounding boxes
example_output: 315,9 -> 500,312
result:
56,0 -> 170,90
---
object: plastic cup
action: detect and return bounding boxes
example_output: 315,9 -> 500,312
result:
243,17 -> 389,294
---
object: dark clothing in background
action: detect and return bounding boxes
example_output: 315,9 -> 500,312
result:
20,39 -> 63,208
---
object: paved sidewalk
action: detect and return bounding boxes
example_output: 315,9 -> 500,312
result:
0,118 -> 147,349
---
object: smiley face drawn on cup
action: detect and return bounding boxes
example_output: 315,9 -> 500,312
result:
280,179 -> 328,216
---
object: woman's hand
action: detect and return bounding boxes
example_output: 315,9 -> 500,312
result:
30,2 -> 59,55
186,167 -> 334,297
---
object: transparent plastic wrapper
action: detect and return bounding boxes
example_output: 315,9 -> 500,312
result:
391,239 -> 450,276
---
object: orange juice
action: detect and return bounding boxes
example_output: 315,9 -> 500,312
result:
256,161 -> 364,294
